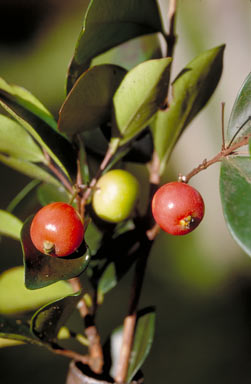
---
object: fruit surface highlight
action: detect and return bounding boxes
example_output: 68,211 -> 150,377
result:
92,169 -> 139,223
30,202 -> 84,257
152,181 -> 204,235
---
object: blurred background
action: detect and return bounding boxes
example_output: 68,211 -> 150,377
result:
0,0 -> 251,383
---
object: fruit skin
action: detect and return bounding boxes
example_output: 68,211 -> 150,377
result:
92,169 -> 139,223
30,202 -> 84,257
152,181 -> 204,235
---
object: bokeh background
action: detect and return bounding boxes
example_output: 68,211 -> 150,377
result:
0,0 -> 251,383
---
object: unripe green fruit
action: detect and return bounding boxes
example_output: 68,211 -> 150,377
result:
92,169 -> 139,223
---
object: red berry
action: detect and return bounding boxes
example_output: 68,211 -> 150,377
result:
30,202 -> 84,257
152,181 -> 204,235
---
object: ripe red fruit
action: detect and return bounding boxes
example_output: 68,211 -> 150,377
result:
152,181 -> 204,235
30,202 -> 84,257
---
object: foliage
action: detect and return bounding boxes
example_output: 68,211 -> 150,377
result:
0,0 -> 250,383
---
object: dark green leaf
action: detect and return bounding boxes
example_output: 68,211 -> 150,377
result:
59,65 -> 126,136
226,72 -> 251,144
220,157 -> 251,256
92,33 -> 163,71
127,308 -> 156,382
31,291 -> 82,342
0,266 -> 74,314
0,78 -> 77,180
21,217 -> 91,289
96,229 -> 140,296
67,0 -> 163,91
112,58 -> 172,146
7,180 -> 40,213
0,114 -> 44,162
37,183 -> 70,206
0,315 -> 45,347
152,45 -> 225,174
0,210 -> 22,240
0,154 -> 60,186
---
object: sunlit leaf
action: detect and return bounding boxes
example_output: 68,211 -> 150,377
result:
0,210 -> 22,240
127,308 -> 156,383
21,217 -> 91,290
152,45 -> 225,174
0,114 -> 44,162
112,58 -> 172,145
0,154 -> 60,186
59,65 -> 126,136
0,338 -> 24,348
0,78 -> 77,180
227,72 -> 251,144
220,157 -> 251,256
67,0 -> 163,91
31,292 -> 82,342
0,266 -> 74,314
0,77 -> 57,130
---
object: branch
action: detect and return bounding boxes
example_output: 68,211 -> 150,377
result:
183,134 -> 251,183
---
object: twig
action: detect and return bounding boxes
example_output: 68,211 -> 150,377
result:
68,277 -> 104,374
52,345 -> 90,365
43,150 -> 74,194
184,133 -> 251,183
115,3 -> 178,382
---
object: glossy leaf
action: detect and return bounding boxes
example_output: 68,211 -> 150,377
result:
220,157 -> 251,256
0,210 -> 22,240
59,65 -> 126,136
0,77 -> 57,129
152,45 -> 225,174
21,217 -> 91,289
0,114 -> 44,162
0,315 -> 45,347
0,78 -> 77,180
31,291 -> 82,342
96,229 -> 140,296
112,58 -> 172,145
0,266 -> 74,314
0,154 -> 60,186
226,72 -> 251,144
127,308 -> 156,382
67,0 -> 163,91
37,183 -> 70,207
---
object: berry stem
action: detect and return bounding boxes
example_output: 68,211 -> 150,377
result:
183,133 -> 251,183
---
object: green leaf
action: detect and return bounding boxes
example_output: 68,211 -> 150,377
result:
96,229 -> 140,296
0,315 -> 45,347
7,180 -> 41,213
21,217 -> 91,290
0,266 -> 74,314
226,72 -> 251,144
0,338 -> 24,348
152,45 -> 225,174
0,210 -> 22,240
37,183 -> 70,207
0,114 -> 44,162
0,154 -> 60,186
0,77 -> 57,130
67,0 -> 163,91
59,65 -> 126,136
220,157 -> 251,256
0,78 -> 77,180
112,58 -> 172,145
31,291 -> 82,342
126,308 -> 156,382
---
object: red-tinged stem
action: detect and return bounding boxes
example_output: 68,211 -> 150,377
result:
184,133 -> 251,183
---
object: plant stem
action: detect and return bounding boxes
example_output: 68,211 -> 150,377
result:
43,150 -> 74,194
68,277 -> 104,374
184,133 -> 251,183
